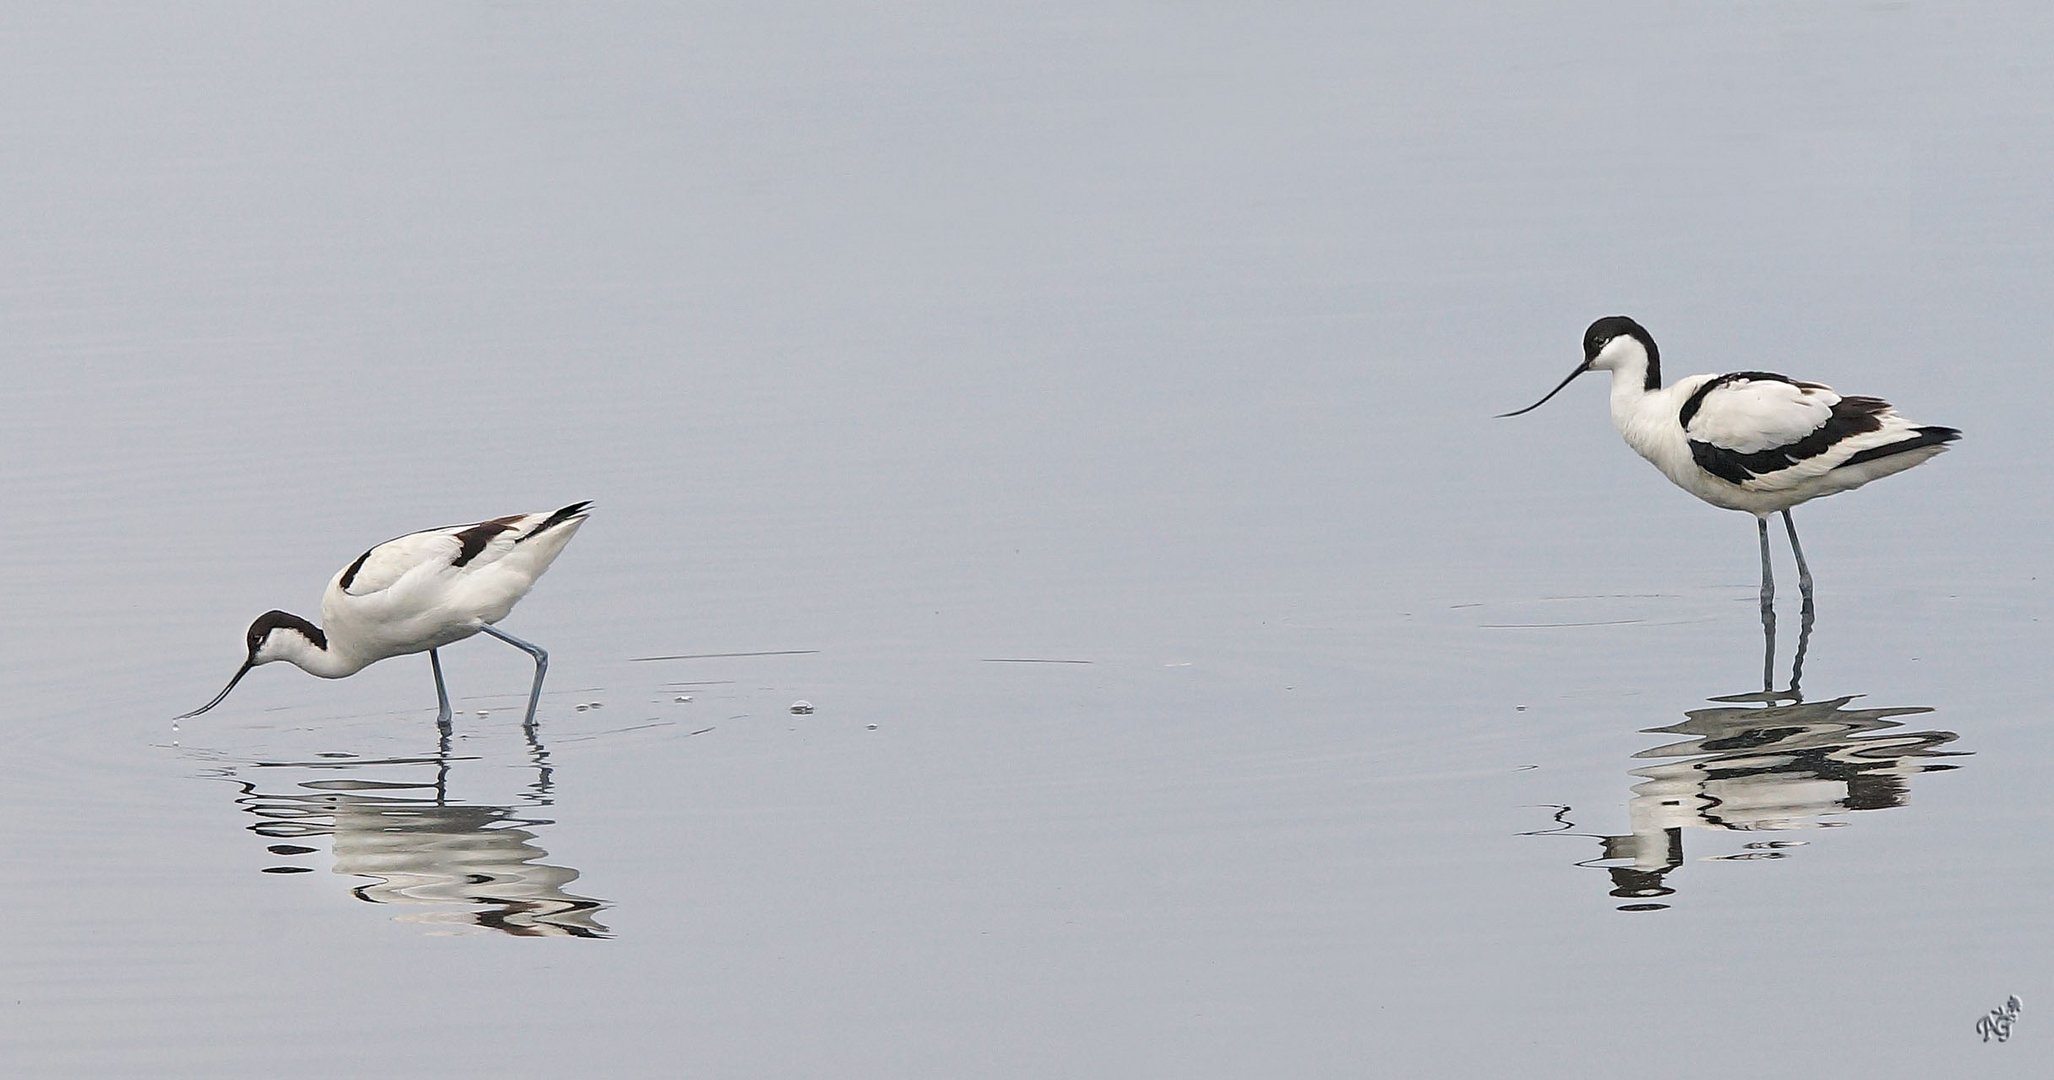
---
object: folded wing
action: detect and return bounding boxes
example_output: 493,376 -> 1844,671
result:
1682,372 -> 1930,490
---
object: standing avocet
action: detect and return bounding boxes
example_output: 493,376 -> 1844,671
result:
1500,317 -> 1957,605
178,501 -> 592,725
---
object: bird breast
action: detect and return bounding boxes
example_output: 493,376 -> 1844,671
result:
1611,378 -> 1757,511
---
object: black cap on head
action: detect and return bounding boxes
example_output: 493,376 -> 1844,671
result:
1584,315 -> 1652,358
1582,315 -> 1660,390
246,610 -> 326,655
180,610 -> 325,721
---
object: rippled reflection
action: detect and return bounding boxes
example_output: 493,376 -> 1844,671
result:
1530,606 -> 1968,912
203,723 -> 610,937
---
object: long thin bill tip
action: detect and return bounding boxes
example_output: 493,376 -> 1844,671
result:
1496,361 -> 1590,419
1493,399 -> 1555,419
175,661 -> 253,720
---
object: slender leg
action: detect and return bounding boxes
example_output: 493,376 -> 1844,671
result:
1789,586 -> 1815,701
1756,515 -> 1775,610
1759,585 -> 1777,693
1781,510 -> 1815,600
1755,515 -> 1777,691
433,716 -> 453,799
429,647 -> 452,727
479,624 -> 550,725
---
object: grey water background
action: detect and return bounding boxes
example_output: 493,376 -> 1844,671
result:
1,3 -> 2048,1076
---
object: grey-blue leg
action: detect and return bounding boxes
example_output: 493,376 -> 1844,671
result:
1756,515 -> 1775,612
429,647 -> 452,726
1781,510 -> 1814,599
1789,586 -> 1814,701
1758,587 -> 1776,693
479,624 -> 549,724
1757,515 -> 1777,689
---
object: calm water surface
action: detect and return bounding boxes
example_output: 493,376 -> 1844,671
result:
2,4 -> 2050,1076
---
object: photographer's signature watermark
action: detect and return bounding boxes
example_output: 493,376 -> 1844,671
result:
1976,995 -> 2023,1043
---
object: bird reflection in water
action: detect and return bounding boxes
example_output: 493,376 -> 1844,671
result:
210,721 -> 610,937
1529,600 -> 1966,912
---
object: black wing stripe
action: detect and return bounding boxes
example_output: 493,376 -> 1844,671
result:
338,547 -> 377,592
1676,371 -> 1798,430
1688,396 -> 1890,484
451,518 -> 522,568
342,502 -> 592,591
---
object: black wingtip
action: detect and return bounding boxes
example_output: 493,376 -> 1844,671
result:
517,501 -> 594,543
1835,426 -> 1962,471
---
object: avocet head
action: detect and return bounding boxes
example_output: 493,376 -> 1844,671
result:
1498,315 -> 1659,417
175,610 -> 327,719
1582,315 -> 1657,374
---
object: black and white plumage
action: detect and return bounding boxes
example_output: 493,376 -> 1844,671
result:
178,502 -> 593,726
1501,317 -> 1958,603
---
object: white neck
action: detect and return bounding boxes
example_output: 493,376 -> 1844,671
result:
1600,354 -> 1702,486
1594,341 -> 1664,432
1608,359 -> 1655,421
270,625 -> 370,678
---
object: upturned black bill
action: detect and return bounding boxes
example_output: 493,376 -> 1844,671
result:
176,658 -> 254,720
1497,360 -> 1590,418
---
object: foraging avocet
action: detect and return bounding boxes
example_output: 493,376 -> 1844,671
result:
1500,317 -> 1957,603
178,501 -> 592,724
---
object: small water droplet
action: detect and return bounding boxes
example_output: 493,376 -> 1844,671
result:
866,723 -> 878,730
673,695 -> 693,703
790,700 -> 814,715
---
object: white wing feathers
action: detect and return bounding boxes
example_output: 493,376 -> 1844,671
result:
335,514 -> 541,597
1677,372 -> 1947,494
1681,376 -> 1838,454
337,530 -> 467,597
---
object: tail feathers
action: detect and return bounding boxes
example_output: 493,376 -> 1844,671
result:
517,500 -> 593,543
1921,424 -> 1964,443
1836,426 -> 1960,471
